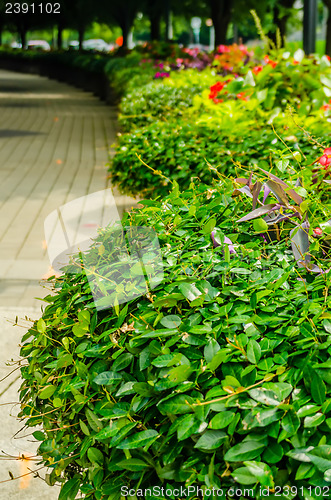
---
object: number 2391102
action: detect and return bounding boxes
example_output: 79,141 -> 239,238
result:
5,3 -> 60,14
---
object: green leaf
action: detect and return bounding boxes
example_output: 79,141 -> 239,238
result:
293,48 -> 304,62
94,422 -> 118,440
32,431 -> 45,441
85,409 -> 103,432
202,217 -> 216,234
253,218 -> 268,232
311,371 -> 326,404
78,310 -> 90,324
244,70 -> 255,87
324,469 -> 331,482
116,458 -> 150,471
157,394 -> 195,415
72,324 -> 89,337
232,467 -> 257,485
276,160 -> 289,173
262,442 -> 283,464
37,318 -> 46,334
304,413 -> 325,428
39,385 -> 56,399
281,410 -> 300,436
160,315 -> 181,328
108,423 -> 137,447
204,338 -> 220,363
79,420 -> 90,436
207,349 -> 229,371
111,353 -> 133,372
307,445 -> 331,472
93,371 -> 122,385
116,429 -> 159,449
59,478 -> 81,500
209,411 -> 235,429
168,364 -> 193,383
224,441 -> 265,462
177,414 -> 200,441
87,447 -> 104,465
194,430 -> 227,450
246,339 -> 261,364
321,74 -> 331,88
243,461 -> 274,488
178,283 -> 202,301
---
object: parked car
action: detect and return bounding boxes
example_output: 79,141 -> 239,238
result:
10,41 -> 22,49
68,39 -> 114,52
83,39 -> 111,52
27,40 -> 51,51
68,41 -> 79,50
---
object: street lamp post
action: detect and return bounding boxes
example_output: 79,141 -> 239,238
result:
303,0 -> 317,54
191,17 -> 202,45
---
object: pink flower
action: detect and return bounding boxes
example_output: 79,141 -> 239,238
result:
217,45 -> 230,53
314,227 -> 323,236
154,72 -> 170,79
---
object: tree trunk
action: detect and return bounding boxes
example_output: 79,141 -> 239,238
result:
57,24 -> 63,50
326,8 -> 331,56
20,27 -> 27,49
149,11 -> 161,40
269,0 -> 295,47
209,0 -> 233,48
323,0 -> 331,56
120,19 -> 130,48
164,0 -> 171,41
78,27 -> 84,51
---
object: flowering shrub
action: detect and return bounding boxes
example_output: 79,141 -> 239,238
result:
107,44 -> 331,200
212,43 -> 252,74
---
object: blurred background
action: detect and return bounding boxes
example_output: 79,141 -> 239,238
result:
0,0 -> 329,55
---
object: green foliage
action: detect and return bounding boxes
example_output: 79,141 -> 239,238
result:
110,119 -> 326,198
18,178 -> 331,499
119,82 -> 203,130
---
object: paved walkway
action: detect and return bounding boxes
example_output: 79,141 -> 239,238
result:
0,69 -> 135,307
0,69 -> 136,498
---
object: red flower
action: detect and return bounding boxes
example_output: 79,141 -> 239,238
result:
209,81 -> 227,102
314,227 -> 323,236
264,55 -> 277,68
318,147 -> 331,167
210,81 -> 225,93
326,55 -> 331,61
293,60 -> 299,65
236,92 -> 248,101
252,65 -> 263,74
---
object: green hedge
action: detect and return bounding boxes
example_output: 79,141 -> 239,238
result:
18,176 -> 331,499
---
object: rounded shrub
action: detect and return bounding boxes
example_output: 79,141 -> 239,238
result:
18,179 -> 331,499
